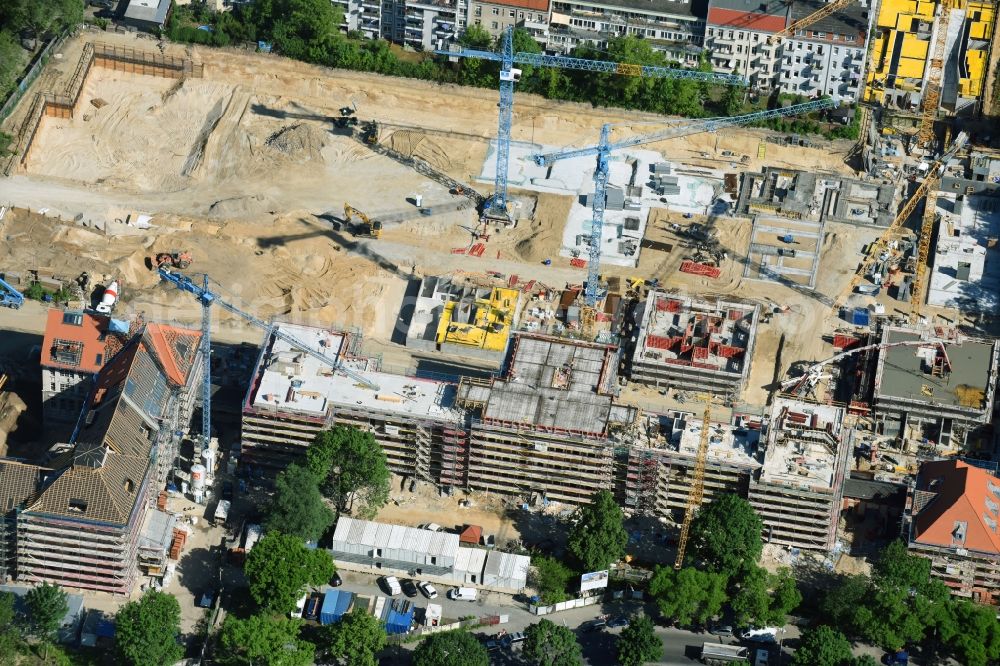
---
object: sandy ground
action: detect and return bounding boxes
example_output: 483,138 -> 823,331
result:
0,29 -> 887,410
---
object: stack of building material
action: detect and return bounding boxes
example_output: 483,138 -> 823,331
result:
168,528 -> 187,560
679,261 -> 721,278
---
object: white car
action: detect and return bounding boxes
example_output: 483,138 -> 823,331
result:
418,581 -> 438,599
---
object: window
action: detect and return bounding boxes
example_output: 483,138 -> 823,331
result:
518,10 -> 523,18
491,20 -> 498,28
833,47 -> 839,54
815,31 -> 825,38
727,30 -> 733,39
474,6 -> 481,15
738,31 -> 743,39
62,312 -> 83,326
508,9 -> 514,17
376,548 -> 383,556
430,556 -> 437,565
96,353 -> 103,366
491,7 -> 498,14
69,499 -> 88,513
475,18 -> 481,23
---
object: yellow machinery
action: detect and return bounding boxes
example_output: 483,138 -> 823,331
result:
435,287 -> 518,352
831,132 -> 968,312
914,2 -> 952,147
768,0 -> 856,42
674,400 -> 713,569
910,125 -> 953,322
344,203 -> 382,239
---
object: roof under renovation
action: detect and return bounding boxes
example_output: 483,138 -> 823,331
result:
41,310 -> 111,374
759,398 -> 845,491
912,459 -> 1000,554
457,334 -> 621,436
249,323 -> 459,420
874,327 -> 998,411
18,323 -> 201,525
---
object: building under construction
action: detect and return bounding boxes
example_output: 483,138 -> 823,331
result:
0,323 -> 202,593
240,323 -> 470,486
748,398 -> 853,551
627,293 -> 760,398
872,326 -> 999,449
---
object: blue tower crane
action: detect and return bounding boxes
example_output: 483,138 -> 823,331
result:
532,98 -> 837,308
158,270 -> 380,403
436,27 -> 747,221
199,274 -> 211,447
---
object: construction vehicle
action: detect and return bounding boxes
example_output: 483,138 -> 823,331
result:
0,374 -> 8,392
155,251 -> 193,270
344,203 -> 382,239
831,132 -> 968,313
436,26 -> 746,221
0,276 -> 24,309
361,120 -> 378,145
532,99 -> 834,331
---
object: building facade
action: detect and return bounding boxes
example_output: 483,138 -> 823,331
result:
40,310 -> 117,425
906,459 -> 1000,603
334,0 -> 461,50
0,323 -> 202,594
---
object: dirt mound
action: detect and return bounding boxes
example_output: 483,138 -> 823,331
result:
265,123 -> 328,161
0,391 -> 28,458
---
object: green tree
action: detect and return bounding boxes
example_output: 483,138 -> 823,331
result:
245,531 -> 335,613
307,426 -> 391,518
115,590 -> 183,666
819,574 -> 869,635
566,490 -> 628,572
937,599 -> 1000,666
0,591 -> 19,663
318,608 -> 386,666
529,555 -> 575,605
616,615 -> 662,666
731,566 -> 800,627
790,625 -> 852,666
522,618 -> 583,666
413,630 -> 489,666
0,31 -> 25,102
23,581 -> 68,657
7,0 -> 83,41
688,493 -> 763,576
722,84 -> 744,116
265,462 -> 334,542
648,566 -> 727,627
219,614 -> 314,666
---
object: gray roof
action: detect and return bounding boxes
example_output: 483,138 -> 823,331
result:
843,476 -> 907,501
708,0 -> 787,18
789,0 -> 868,38
332,518 -> 460,559
562,0 -> 701,20
0,461 -> 43,513
123,0 -> 171,26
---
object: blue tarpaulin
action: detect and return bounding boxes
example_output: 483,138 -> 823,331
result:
319,590 -> 354,625
384,600 -> 415,635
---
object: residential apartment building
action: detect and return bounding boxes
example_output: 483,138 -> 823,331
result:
906,459 -> 1000,603
0,323 -> 202,593
705,0 -> 870,102
334,0 -> 461,50
470,0 -> 550,41
40,310 -> 119,425
546,0 -> 705,66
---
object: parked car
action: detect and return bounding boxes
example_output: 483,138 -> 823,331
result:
608,616 -> 630,629
197,589 -> 216,609
584,619 -> 607,632
485,639 -> 501,652
379,576 -> 402,596
500,631 -> 526,648
447,587 -> 478,601
290,592 -> 308,619
401,579 -> 418,597
418,581 -> 438,599
330,571 -> 342,587
709,622 -> 734,637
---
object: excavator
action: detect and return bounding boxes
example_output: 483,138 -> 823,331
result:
344,203 -> 382,239
154,251 -> 193,269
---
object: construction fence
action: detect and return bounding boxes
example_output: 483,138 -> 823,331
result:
2,41 -> 203,176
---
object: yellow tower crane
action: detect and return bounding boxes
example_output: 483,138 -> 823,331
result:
767,0 -> 857,43
913,2 -> 953,148
674,400 -> 713,569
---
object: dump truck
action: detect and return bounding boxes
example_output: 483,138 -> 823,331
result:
701,642 -> 749,664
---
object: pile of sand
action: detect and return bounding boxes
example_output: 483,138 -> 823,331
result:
265,123 -> 328,161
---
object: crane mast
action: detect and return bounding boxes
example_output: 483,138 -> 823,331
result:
675,403 -> 712,569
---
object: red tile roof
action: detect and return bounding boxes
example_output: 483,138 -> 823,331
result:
460,524 -> 483,545
707,7 -> 787,32
913,459 -> 1000,555
482,0 -> 549,11
144,323 -> 202,386
41,310 -> 109,374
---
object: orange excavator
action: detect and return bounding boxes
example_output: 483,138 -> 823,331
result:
154,251 -> 193,269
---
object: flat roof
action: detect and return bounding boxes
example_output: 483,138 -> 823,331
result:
250,323 -> 460,420
124,0 -> 171,24
674,417 -> 761,468
926,193 -> 1000,313
876,328 -> 997,409
759,398 -> 845,490
331,517 -> 460,558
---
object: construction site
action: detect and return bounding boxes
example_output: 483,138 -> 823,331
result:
0,0 -> 999,605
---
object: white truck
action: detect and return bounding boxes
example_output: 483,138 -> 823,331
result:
701,643 -> 749,664
448,587 -> 478,601
212,500 -> 230,527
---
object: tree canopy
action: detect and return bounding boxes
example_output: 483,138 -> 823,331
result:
522,618 -> 584,666
529,555 -> 575,605
218,613 -> 314,666
115,589 -> 184,666
616,615 -> 663,666
688,493 -> 763,576
307,426 -> 391,517
412,630 -> 489,666
23,582 -> 68,644
0,591 -> 19,663
265,462 -> 334,542
245,531 -> 335,613
648,565 -> 727,627
731,566 -> 801,627
2,0 -> 83,40
566,489 -> 628,572
318,608 -> 386,666
790,625 -> 853,666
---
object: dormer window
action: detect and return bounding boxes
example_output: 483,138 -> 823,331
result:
69,499 -> 87,513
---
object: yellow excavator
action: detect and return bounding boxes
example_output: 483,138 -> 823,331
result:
344,203 -> 382,239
